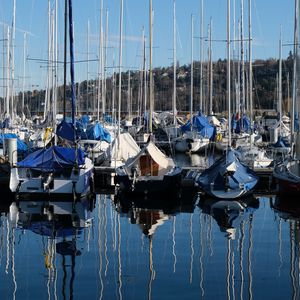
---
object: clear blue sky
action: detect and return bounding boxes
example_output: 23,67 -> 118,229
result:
0,0 -> 296,95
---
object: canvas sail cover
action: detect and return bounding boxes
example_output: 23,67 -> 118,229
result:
17,145 -> 85,172
110,132 -> 140,163
145,142 -> 173,169
123,141 -> 174,175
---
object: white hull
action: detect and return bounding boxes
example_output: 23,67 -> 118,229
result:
9,158 -> 94,199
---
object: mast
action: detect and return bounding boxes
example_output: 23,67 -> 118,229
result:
5,26 -> 10,119
68,0 -> 76,125
208,17 -> 213,115
293,0 -> 300,158
22,32 -> 27,121
149,0 -> 153,133
46,0 -> 51,121
279,27 -> 283,136
199,0 -> 204,113
248,0 -> 253,126
240,0 -> 245,114
11,0 -> 16,123
104,9 -> 109,118
173,0 -> 176,125
63,0 -> 67,120
190,14 -> 194,122
227,0 -> 232,146
143,29 -> 147,120
118,0 -> 123,137
292,0 -> 298,139
87,20 -> 90,115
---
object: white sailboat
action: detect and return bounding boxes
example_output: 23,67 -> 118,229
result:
273,0 -> 300,194
9,0 -> 94,200
197,0 -> 258,199
115,0 -> 183,196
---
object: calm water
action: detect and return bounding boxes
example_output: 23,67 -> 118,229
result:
0,191 -> 300,300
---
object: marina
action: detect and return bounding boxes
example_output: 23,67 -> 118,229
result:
1,0 -> 300,299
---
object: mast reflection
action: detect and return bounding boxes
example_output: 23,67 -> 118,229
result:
9,196 -> 95,300
198,196 -> 259,299
271,195 -> 300,300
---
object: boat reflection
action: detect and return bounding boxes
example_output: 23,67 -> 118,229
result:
7,196 -> 95,299
198,196 -> 259,239
198,196 -> 259,299
271,195 -> 300,299
114,192 -> 197,300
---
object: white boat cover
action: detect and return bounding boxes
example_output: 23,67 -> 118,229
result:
110,132 -> 140,163
146,141 -> 174,169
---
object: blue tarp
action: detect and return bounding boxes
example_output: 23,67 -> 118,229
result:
80,123 -> 111,143
0,133 -> 28,152
272,136 -> 290,148
231,113 -> 251,133
17,145 -> 85,172
56,120 -> 76,142
197,149 -> 258,196
181,113 -> 216,140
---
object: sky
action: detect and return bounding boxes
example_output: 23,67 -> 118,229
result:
0,0 -> 296,96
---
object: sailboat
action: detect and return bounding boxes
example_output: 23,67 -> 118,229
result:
273,0 -> 300,194
9,0 -> 94,200
115,0 -> 183,196
197,0 -> 258,199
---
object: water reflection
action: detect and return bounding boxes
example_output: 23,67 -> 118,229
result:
4,197 -> 95,300
198,196 -> 259,299
3,192 -> 300,299
271,196 -> 300,300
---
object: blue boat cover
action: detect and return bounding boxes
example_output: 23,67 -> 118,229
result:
56,120 -> 77,142
198,149 -> 258,193
83,123 -> 111,143
17,145 -> 85,172
181,112 -> 215,140
0,133 -> 28,152
231,113 -> 251,133
272,136 -> 290,148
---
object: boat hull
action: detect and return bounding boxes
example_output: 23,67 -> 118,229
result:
273,159 -> 300,194
115,167 -> 182,195
10,161 -> 94,200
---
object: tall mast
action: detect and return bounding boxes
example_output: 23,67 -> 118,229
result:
97,1 -> 101,120
5,26 -> 10,119
279,27 -> 283,136
208,17 -> 213,115
22,32 -> 27,121
190,14 -> 194,121
227,0 -> 231,146
199,0 -> 204,113
63,0 -> 67,120
44,0 -> 51,122
248,0 -> 253,126
240,0 -> 245,114
11,0 -> 16,122
87,20 -> 91,116
143,29 -> 147,119
104,8 -> 109,118
149,0 -> 153,133
173,0 -> 176,125
68,0 -> 76,125
292,0 -> 299,138
117,0 -> 123,137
